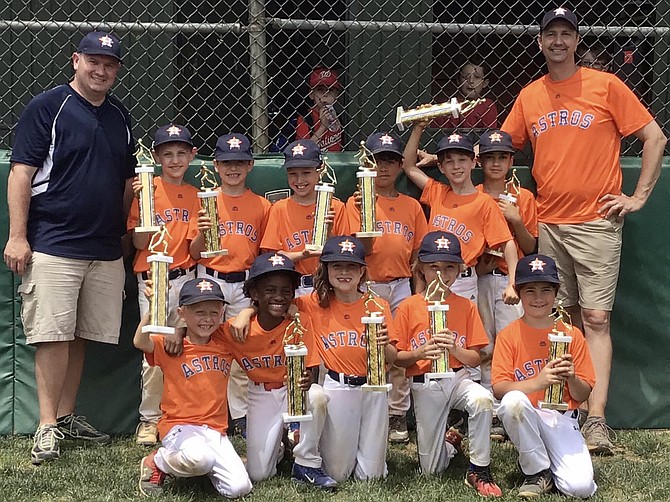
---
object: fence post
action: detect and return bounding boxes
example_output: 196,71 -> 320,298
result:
249,0 -> 269,152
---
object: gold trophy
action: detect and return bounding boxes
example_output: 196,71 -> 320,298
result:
424,271 -> 455,381
142,225 -> 176,335
395,98 -> 487,131
538,302 -> 573,411
305,156 -> 337,252
355,142 -> 382,238
282,312 -> 313,423
197,162 -> 228,258
134,138 -> 160,234
485,168 -> 522,258
362,283 -> 392,392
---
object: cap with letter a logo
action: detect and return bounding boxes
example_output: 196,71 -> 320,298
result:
179,278 -> 227,306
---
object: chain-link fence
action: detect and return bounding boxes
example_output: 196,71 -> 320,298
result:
1,2 -> 668,158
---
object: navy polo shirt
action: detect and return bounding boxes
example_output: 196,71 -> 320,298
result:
11,84 -> 136,261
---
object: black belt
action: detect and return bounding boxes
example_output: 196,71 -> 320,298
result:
412,367 -> 464,383
204,267 -> 247,283
460,267 -> 473,278
300,275 -> 313,289
491,268 -> 507,277
141,265 -> 195,281
327,369 -> 366,386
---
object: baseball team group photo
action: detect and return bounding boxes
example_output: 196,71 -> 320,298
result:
1,3 -> 670,501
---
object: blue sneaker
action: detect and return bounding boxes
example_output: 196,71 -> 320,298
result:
292,463 -> 337,490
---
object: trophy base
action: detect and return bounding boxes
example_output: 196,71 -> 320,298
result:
135,225 -> 161,234
355,231 -> 383,238
361,383 -> 392,393
142,325 -> 176,335
425,371 -> 455,382
484,248 -> 504,257
304,244 -> 323,253
538,401 -> 569,411
201,249 -> 229,258
282,412 -> 313,423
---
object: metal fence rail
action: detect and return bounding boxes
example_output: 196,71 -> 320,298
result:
1,1 -> 668,157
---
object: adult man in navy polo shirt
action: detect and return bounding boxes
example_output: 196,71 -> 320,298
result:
3,31 -> 136,464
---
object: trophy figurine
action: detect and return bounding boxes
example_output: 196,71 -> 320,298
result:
305,156 -> 337,252
395,97 -> 487,131
134,138 -> 161,234
362,283 -> 392,392
499,168 -> 521,205
282,313 -> 313,423
142,225 -> 176,335
538,302 -> 574,411
424,271 -> 455,381
355,142 -> 382,238
197,162 -> 228,258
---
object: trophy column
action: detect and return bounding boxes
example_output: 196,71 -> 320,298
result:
134,139 -> 160,234
362,312 -> 392,392
355,169 -> 382,238
538,332 -> 573,411
283,313 -> 313,422
305,183 -> 334,252
425,303 -> 454,381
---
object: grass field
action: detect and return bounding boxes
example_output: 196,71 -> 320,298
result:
2,430 -> 670,501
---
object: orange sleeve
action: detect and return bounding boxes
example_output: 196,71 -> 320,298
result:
419,177 -> 442,206
259,201 -> 285,251
382,301 -> 399,346
258,197 -> 272,240
302,316 -> 321,368
412,201 -> 428,250
394,299 -> 412,351
491,323 -> 517,386
482,196 -> 513,249
501,95 -> 530,150
331,198 -> 350,236
146,334 -> 166,367
344,195 -> 361,234
606,75 -> 654,137
519,189 -> 538,238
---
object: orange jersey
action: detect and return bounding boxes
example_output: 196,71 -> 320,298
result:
501,68 -> 653,224
476,185 -> 538,274
188,188 -> 271,273
128,177 -> 200,273
491,319 -> 596,409
395,293 -> 489,377
345,193 -> 428,281
296,293 -> 398,377
260,196 -> 349,275
420,178 -> 512,267
147,333 -> 233,439
220,315 -> 319,384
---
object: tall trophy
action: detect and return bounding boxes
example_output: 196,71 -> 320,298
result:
134,139 -> 160,234
424,271 -> 455,381
395,98 -> 487,131
197,162 -> 228,258
142,225 -> 176,335
362,283 -> 392,392
355,142 -> 382,238
305,156 -> 337,252
282,313 -> 313,423
538,302 -> 573,411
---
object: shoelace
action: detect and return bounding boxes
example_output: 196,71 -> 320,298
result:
63,415 -> 97,434
471,467 -> 495,484
585,419 -> 617,441
525,469 -> 550,486
36,426 -> 65,450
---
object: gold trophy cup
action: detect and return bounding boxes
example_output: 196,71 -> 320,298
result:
424,271 -> 455,381
305,156 -> 337,252
142,225 -> 176,335
282,313 -> 313,423
355,142 -> 382,238
538,303 -> 573,411
395,98 -> 487,131
134,138 -> 160,234
362,283 -> 392,392
197,162 -> 228,258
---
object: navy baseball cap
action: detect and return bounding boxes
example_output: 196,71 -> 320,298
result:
215,133 -> 253,161
436,132 -> 475,155
320,236 -> 367,266
365,132 -> 403,157
418,231 -> 464,264
77,32 -> 122,62
478,130 -> 515,154
248,252 -> 302,282
283,140 -> 322,169
514,254 -> 561,287
153,124 -> 194,149
540,7 -> 579,32
179,278 -> 227,306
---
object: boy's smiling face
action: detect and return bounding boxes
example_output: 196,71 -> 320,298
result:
153,142 -> 196,184
479,151 -> 514,182
286,166 -> 320,198
213,159 -> 253,188
438,150 -> 476,186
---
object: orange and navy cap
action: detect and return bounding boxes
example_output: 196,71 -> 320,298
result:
248,252 -> 302,282
153,124 -> 193,149
514,254 -> 561,287
540,7 -> 579,32
478,130 -> 515,154
179,278 -> 227,306
215,133 -> 253,161
283,140 -> 322,169
365,132 -> 403,156
320,236 -> 367,266
77,31 -> 122,62
418,231 -> 464,264
436,132 -> 475,155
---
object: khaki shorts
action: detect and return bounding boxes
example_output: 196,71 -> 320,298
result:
538,218 -> 623,311
19,252 -> 125,344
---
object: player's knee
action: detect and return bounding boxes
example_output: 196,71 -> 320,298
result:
468,387 -> 494,415
181,448 -> 216,476
556,477 -> 597,499
247,460 -> 275,483
308,384 -> 329,412
499,390 -> 529,424
218,476 -> 253,499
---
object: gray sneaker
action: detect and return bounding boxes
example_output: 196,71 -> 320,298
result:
31,424 -> 65,465
518,468 -> 554,498
57,414 -> 111,444
582,416 -> 615,456
490,416 -> 507,442
388,415 -> 409,444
